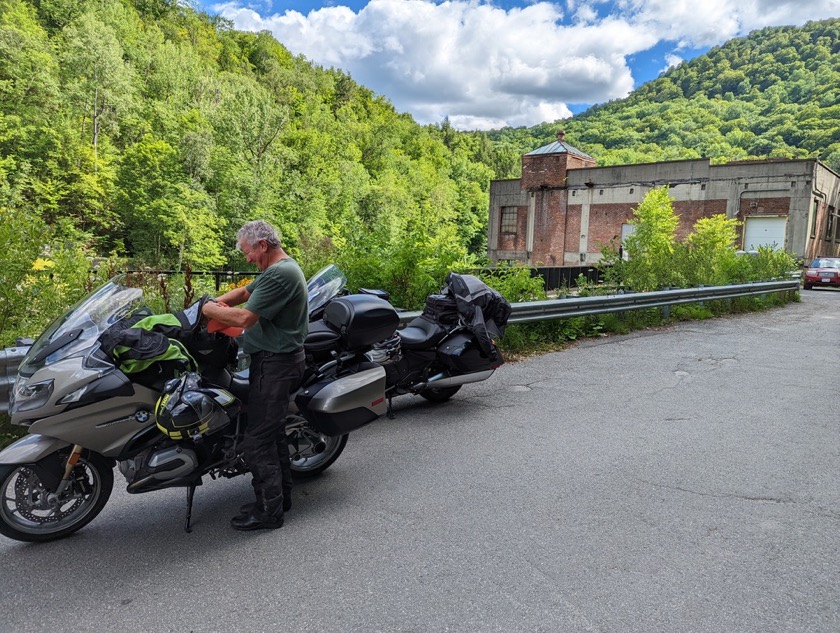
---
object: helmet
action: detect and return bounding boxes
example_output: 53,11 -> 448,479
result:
155,372 -> 239,440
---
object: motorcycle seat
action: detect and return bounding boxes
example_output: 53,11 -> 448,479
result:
201,367 -> 250,402
398,316 -> 447,351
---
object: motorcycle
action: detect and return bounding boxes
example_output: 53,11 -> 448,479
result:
0,267 -> 394,542
0,266 -> 508,543
305,265 -> 511,415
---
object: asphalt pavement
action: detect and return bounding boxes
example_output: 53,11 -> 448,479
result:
1,289 -> 838,633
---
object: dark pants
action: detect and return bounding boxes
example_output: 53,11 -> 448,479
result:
244,349 -> 305,507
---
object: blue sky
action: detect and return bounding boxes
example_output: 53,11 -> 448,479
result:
197,0 -> 840,130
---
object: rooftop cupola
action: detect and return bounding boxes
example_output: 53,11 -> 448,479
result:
521,129 -> 596,191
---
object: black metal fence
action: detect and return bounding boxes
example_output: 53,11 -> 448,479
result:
531,266 -> 603,291
110,266 -> 603,294
120,270 -> 258,292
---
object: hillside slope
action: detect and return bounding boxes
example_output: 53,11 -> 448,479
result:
489,18 -> 840,174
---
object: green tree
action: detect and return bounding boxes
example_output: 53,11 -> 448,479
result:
59,11 -> 137,164
680,215 -> 740,285
116,135 -> 225,268
622,187 -> 682,291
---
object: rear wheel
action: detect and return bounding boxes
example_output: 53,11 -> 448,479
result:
0,452 -> 113,543
419,385 -> 462,402
286,415 -> 348,478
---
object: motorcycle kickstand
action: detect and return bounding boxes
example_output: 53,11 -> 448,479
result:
184,484 -> 197,533
386,395 -> 395,420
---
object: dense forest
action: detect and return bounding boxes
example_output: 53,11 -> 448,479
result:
0,0 -> 510,292
491,18 -> 840,171
2,1 -> 839,308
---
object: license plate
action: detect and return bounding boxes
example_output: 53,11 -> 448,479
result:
822,278 -> 832,283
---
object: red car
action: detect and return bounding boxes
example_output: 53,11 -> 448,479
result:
803,257 -> 840,289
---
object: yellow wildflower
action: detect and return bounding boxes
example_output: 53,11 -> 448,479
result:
32,258 -> 55,271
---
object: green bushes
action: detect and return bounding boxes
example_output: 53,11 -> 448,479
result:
597,186 -> 798,292
0,203 -> 101,347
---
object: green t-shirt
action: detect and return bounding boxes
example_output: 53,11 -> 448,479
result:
242,258 -> 308,354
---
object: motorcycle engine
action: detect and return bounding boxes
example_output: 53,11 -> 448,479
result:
119,444 -> 198,487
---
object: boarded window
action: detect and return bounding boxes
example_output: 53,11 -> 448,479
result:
833,207 -> 840,242
500,207 -> 517,233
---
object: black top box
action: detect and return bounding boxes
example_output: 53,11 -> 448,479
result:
324,294 -> 399,351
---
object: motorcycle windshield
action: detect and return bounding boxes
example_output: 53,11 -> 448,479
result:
18,276 -> 145,377
307,264 -> 347,313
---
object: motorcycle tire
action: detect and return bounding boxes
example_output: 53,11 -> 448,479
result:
0,452 -> 114,543
288,418 -> 349,479
419,385 -> 462,402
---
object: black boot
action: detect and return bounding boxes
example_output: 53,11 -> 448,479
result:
238,490 -> 291,516
231,494 -> 284,531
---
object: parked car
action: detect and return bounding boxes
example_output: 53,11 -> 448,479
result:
803,257 -> 840,289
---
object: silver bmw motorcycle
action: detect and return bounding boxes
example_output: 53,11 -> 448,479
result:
0,267 -> 396,542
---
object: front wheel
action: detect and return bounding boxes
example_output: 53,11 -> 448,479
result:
0,452 -> 113,543
286,415 -> 348,478
419,385 -> 462,402
803,283 -> 813,290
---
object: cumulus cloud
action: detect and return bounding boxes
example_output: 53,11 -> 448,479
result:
210,0 -> 840,129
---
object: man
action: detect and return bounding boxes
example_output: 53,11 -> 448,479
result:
202,220 -> 308,531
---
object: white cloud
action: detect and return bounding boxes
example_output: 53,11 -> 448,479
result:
210,0 -> 840,130
661,53 -> 683,75
619,0 -> 840,47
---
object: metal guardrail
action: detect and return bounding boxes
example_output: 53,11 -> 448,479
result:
398,279 -> 800,324
1,280 -> 799,414
1,345 -> 30,416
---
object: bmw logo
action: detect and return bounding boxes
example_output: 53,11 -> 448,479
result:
134,410 -> 151,423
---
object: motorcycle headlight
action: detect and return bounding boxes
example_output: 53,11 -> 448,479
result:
11,378 -> 54,413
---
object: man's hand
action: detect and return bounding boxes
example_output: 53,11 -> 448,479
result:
202,299 -> 259,329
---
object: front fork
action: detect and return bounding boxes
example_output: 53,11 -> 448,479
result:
52,444 -> 84,499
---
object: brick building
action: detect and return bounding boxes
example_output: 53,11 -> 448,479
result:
488,131 -> 840,266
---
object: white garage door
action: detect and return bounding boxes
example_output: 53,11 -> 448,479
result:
744,216 -> 786,250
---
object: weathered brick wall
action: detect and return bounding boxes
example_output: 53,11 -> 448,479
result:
673,200 -> 728,240
532,199 -> 732,263
736,197 -> 790,219
566,155 -> 596,171
562,204 -> 582,263
521,154 -> 568,190
586,204 -> 634,253
497,205 -> 530,252
531,190 -> 567,265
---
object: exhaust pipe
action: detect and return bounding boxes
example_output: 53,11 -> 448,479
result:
416,369 -> 495,390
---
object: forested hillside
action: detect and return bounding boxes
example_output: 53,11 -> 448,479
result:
2,2 -> 838,311
0,0 -> 511,294
490,18 -> 840,172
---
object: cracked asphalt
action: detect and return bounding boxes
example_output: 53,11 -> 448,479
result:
1,289 -> 838,632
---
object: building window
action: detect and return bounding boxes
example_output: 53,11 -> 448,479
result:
811,199 -> 819,238
629,188 -> 634,194
834,207 -> 840,242
500,207 -> 517,234
827,205 -> 834,240
572,190 -> 576,196
701,183 -> 706,191
599,189 -> 604,195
